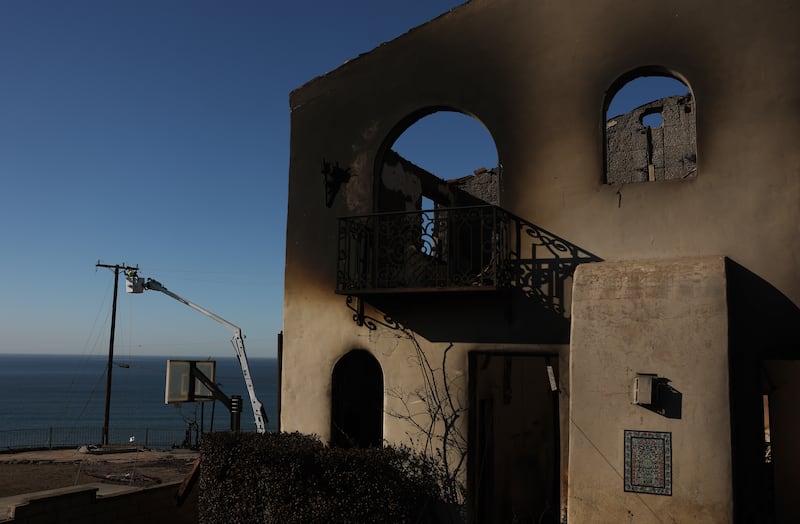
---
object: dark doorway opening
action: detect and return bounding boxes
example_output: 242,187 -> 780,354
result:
760,360 -> 800,523
469,352 -> 560,524
726,259 -> 800,522
331,350 -> 384,448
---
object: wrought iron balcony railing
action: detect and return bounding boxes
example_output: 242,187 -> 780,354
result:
337,205 -> 601,315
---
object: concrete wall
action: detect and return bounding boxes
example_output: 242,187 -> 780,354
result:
606,94 -> 697,184
379,150 -> 496,211
448,168 -> 499,206
569,257 -> 732,522
0,481 -> 197,524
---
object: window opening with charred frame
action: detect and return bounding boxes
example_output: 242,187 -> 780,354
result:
604,72 -> 697,184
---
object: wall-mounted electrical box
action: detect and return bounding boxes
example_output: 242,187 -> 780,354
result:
633,373 -> 657,405
633,373 -> 683,419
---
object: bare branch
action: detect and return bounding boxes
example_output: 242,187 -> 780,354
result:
384,328 -> 468,506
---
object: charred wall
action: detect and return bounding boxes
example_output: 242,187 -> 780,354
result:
379,149 -> 499,211
606,94 -> 697,184
282,1 -> 800,520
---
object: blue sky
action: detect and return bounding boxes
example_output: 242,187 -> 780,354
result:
0,0 -> 468,358
0,1 -> 688,359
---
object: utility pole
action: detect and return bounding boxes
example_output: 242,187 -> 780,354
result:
96,262 -> 138,446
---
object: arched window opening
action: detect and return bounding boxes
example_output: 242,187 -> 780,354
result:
370,110 -> 500,288
605,73 -> 696,184
331,350 -> 383,448
378,110 -> 499,213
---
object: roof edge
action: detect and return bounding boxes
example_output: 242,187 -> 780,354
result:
289,1 -> 471,111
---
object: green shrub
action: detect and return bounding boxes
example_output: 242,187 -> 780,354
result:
199,432 -> 446,524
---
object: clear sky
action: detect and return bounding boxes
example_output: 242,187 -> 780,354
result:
0,1 -> 688,359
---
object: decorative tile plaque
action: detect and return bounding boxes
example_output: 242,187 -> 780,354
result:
624,430 -> 672,496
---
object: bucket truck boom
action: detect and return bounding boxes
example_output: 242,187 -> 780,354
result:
126,273 -> 267,433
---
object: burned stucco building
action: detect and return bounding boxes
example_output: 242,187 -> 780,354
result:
281,1 -> 800,522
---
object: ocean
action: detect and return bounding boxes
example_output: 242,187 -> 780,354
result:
0,354 -> 278,447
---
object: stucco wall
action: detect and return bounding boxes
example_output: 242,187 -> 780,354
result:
282,0 -> 799,434
286,0 -> 799,304
282,0 -> 799,519
568,257 -> 732,523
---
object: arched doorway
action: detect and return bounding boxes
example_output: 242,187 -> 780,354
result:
331,350 -> 384,448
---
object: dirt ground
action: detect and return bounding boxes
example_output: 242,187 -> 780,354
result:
0,448 -> 199,498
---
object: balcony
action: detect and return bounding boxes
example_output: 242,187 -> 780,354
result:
337,205 -> 601,316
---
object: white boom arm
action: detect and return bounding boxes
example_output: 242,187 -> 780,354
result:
134,277 -> 267,433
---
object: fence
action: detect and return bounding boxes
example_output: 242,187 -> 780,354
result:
0,426 -> 189,452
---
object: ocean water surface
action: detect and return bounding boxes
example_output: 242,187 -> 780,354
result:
0,354 -> 278,437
